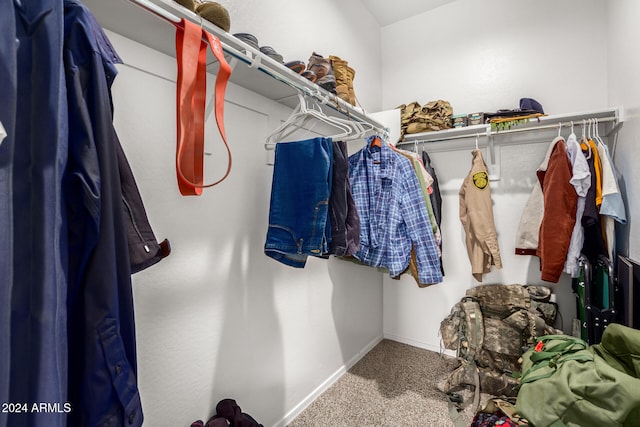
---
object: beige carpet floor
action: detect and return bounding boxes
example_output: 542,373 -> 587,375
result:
288,339 -> 489,427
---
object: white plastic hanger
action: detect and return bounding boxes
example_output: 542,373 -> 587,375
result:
307,98 -> 368,141
264,93 -> 351,148
581,119 -> 592,159
594,118 -> 606,148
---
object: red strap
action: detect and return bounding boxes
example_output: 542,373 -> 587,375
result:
174,19 -> 232,196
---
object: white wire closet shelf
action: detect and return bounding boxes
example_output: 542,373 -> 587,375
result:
398,107 -> 623,145
81,0 -> 386,134
396,106 -> 624,163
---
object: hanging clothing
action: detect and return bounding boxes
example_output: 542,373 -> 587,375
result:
4,1 -> 70,427
391,147 -> 442,287
264,137 -> 333,267
328,140 -> 360,257
459,149 -> 502,281
64,1 -> 147,425
392,147 -> 441,249
581,145 -> 607,266
2,2 -> 165,425
598,144 -> 627,260
537,137 -> 577,283
349,137 -> 442,285
422,150 -> 443,230
0,0 -> 17,423
563,132 -> 591,277
581,139 -> 603,207
117,141 -> 171,273
514,136 -> 560,256
422,150 -> 445,277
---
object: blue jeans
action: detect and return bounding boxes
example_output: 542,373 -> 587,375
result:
265,137 -> 333,267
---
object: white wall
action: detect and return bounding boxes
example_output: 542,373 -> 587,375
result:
214,0 -> 383,112
380,0 -> 611,350
606,0 -> 640,261
103,24 -> 383,427
380,0 -> 608,115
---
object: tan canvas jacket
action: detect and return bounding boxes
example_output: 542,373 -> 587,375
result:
459,149 -> 502,281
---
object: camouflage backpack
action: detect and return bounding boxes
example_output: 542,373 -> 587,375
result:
439,284 -> 561,419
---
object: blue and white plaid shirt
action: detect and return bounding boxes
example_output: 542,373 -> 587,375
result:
348,138 -> 442,284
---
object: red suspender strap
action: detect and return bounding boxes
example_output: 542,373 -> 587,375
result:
174,18 -> 232,196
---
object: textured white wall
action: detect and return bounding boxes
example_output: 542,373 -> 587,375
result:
105,28 -> 383,427
214,0 -> 383,112
380,0 -> 611,350
606,0 -> 640,261
380,0 -> 608,115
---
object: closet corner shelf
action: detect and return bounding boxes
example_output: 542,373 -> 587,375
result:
81,0 -> 384,131
400,106 -> 623,145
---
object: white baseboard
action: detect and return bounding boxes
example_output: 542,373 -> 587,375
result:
273,334 -> 383,427
383,332 -> 456,358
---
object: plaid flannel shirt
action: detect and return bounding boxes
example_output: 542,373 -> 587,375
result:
348,139 -> 442,284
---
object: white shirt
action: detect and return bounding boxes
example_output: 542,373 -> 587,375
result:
598,144 -> 627,260
563,133 -> 591,277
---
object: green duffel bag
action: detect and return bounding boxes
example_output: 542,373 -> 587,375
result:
516,323 -> 640,427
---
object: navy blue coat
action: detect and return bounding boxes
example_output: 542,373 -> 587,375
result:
3,1 -> 69,426
64,2 -> 145,425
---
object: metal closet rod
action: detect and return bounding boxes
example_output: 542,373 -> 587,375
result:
398,116 -> 618,146
128,0 -> 385,132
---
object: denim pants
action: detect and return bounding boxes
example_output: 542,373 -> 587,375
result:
265,137 -> 333,267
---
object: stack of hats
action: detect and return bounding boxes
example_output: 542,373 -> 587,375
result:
233,33 -> 259,50
485,98 -> 546,131
172,0 -> 231,32
259,46 -> 284,64
232,33 -> 285,64
196,1 -> 230,31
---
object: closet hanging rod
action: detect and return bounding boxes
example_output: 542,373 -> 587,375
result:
397,116 -> 618,146
127,0 -> 386,134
